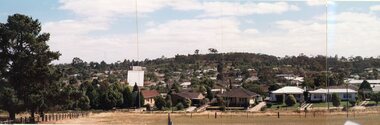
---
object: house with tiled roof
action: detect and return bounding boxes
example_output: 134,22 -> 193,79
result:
141,90 -> 160,107
171,92 -> 205,106
219,87 -> 259,107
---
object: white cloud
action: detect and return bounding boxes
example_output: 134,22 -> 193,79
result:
329,12 -> 380,57
44,1 -> 311,63
306,0 -> 326,6
370,5 -> 380,11
197,2 -> 299,17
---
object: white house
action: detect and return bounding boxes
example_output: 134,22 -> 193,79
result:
309,88 -> 357,102
347,79 -> 380,85
270,86 -> 305,102
127,66 -> 145,87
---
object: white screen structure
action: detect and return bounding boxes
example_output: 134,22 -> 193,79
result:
127,70 -> 144,87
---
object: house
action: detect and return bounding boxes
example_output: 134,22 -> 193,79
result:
347,79 -> 380,85
141,90 -> 160,107
219,87 -> 259,107
171,92 -> 205,106
270,86 -> 304,102
180,82 -> 191,89
309,88 -> 357,102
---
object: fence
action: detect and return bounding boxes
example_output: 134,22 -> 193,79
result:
0,112 -> 90,124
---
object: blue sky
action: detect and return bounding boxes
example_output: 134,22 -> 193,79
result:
1,0 -> 380,63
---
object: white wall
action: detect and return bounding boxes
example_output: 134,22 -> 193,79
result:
128,70 -> 144,87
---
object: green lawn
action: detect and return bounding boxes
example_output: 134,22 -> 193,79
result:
267,103 -> 300,110
311,101 -> 351,108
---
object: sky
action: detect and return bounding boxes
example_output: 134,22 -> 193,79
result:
0,0 -> 380,63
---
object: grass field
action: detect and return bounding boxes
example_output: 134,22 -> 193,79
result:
49,111 -> 380,125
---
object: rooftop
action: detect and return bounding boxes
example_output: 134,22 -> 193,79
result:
272,86 -> 304,94
309,88 -> 357,94
219,87 -> 258,98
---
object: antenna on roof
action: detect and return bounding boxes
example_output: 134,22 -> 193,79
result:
135,0 -> 140,66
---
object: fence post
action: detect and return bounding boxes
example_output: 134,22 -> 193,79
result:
277,112 -> 280,118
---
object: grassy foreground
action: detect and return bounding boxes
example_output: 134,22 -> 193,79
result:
49,111 -> 380,125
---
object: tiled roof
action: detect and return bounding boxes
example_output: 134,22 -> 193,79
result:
173,92 -> 204,99
141,90 -> 160,98
219,87 -> 258,98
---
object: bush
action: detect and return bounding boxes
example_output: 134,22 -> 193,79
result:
78,95 -> 91,110
176,103 -> 184,110
285,95 -> 297,107
182,98 -> 192,108
349,100 -> 356,107
332,93 -> 341,107
266,103 -> 272,108
260,107 -> 267,111
220,105 -> 226,111
154,96 -> 166,110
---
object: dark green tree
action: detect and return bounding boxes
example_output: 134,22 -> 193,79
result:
122,86 -> 132,108
78,95 -> 91,110
332,93 -> 341,107
359,80 -> 373,99
206,87 -> 214,100
154,96 -> 166,110
0,14 -> 61,121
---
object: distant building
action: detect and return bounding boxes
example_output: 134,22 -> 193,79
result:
180,82 -> 191,89
309,88 -> 357,102
127,66 -> 145,87
347,79 -> 380,85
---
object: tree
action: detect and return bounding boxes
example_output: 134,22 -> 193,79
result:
217,62 -> 224,81
99,88 -> 123,110
0,87 -> 24,120
122,87 -> 132,108
208,48 -> 218,54
133,83 -> 139,92
194,49 -> 199,55
206,87 -> 214,100
0,14 -> 61,121
359,80 -> 373,99
332,93 -> 341,107
165,95 -> 173,108
285,95 -> 297,107
78,95 -> 91,110
154,96 -> 166,110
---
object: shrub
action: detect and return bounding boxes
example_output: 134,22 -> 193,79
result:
182,98 -> 192,108
266,103 -> 272,108
260,107 -> 267,112
332,93 -> 341,107
220,105 -> 226,111
176,103 -> 184,110
349,100 -> 356,107
285,95 -> 297,107
154,96 -> 166,110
